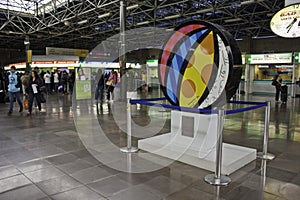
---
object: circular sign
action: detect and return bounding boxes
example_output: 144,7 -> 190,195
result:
270,4 -> 300,38
159,21 -> 241,108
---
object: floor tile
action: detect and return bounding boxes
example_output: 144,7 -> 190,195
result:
24,166 -> 65,183
37,175 -> 82,195
108,185 -> 161,200
45,153 -> 79,165
88,175 -> 132,197
0,174 -> 31,193
51,186 -> 105,200
17,159 -> 51,173
56,159 -> 94,174
0,93 -> 300,200
0,184 -> 47,200
0,165 -> 20,180
70,166 -> 115,184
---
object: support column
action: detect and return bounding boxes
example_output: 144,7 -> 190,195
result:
119,0 -> 127,100
24,36 -> 31,71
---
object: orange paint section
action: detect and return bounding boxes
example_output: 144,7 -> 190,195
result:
179,31 -> 214,107
160,24 -> 205,86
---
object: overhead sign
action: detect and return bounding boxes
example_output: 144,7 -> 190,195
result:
46,47 -> 89,57
295,52 -> 299,63
146,59 -> 158,67
270,4 -> 300,38
247,53 -> 293,64
285,0 -> 300,6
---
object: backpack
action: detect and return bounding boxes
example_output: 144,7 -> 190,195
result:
272,76 -> 277,86
21,75 -> 30,87
15,76 -> 22,88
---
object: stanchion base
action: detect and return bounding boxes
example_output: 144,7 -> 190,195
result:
257,152 -> 275,160
120,147 -> 139,153
204,174 -> 231,186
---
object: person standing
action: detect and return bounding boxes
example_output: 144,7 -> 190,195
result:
43,71 -> 51,95
95,69 -> 105,104
27,70 -> 43,115
61,71 -> 69,94
53,70 -> 59,93
7,66 -> 23,115
272,74 -> 282,102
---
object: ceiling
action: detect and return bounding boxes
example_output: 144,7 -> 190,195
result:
0,0 -> 285,53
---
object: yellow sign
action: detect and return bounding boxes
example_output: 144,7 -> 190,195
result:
27,50 -> 32,63
75,49 -> 89,57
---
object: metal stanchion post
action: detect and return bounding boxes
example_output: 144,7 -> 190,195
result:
257,101 -> 275,160
120,95 -> 139,153
204,109 -> 231,186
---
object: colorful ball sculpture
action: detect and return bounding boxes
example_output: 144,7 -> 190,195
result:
159,21 -> 242,108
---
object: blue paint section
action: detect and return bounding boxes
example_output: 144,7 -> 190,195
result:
166,69 -> 180,103
166,29 -> 208,104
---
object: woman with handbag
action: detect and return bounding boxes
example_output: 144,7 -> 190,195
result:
26,70 -> 43,115
106,71 -> 117,102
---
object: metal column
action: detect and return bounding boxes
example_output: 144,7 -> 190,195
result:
257,101 -> 275,160
204,109 -> 231,186
119,0 -> 127,100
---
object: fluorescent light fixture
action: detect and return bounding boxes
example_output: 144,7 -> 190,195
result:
165,28 -> 174,31
164,14 -> 180,20
77,19 -> 88,25
241,0 -> 255,5
224,18 -> 242,23
136,21 -> 150,25
196,8 -> 213,14
252,35 -> 277,39
81,35 -> 93,39
241,0 -> 264,5
127,4 -> 138,10
98,13 -> 111,19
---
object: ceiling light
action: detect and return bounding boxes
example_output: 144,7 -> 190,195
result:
195,8 -> 214,14
252,35 -> 277,39
77,19 -> 88,25
127,4 -> 139,10
136,21 -> 150,25
98,13 -> 111,19
241,0 -> 255,5
224,18 -> 242,23
241,0 -> 264,5
164,14 -> 181,20
81,35 -> 93,39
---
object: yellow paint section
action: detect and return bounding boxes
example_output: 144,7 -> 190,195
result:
179,31 -> 214,107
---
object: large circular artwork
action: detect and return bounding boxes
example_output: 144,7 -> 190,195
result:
159,21 -> 242,108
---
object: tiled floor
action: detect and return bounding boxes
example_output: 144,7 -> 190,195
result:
0,91 -> 300,200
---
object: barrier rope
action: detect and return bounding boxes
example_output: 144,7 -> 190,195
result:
130,98 -> 267,115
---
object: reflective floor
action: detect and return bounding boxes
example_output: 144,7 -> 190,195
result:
0,91 -> 300,200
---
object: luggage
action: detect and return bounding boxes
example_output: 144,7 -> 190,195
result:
281,85 -> 288,103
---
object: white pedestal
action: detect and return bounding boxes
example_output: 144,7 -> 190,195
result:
138,110 -> 256,175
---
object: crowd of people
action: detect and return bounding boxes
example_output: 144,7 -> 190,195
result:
3,66 -> 75,115
1,66 -> 148,115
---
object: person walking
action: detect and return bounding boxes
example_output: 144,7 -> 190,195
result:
106,71 -> 117,102
27,70 -> 43,115
7,66 -> 23,115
